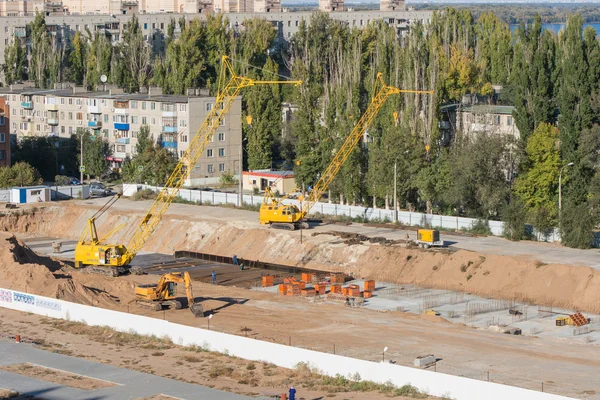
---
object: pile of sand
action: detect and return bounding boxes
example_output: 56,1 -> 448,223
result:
0,233 -> 137,308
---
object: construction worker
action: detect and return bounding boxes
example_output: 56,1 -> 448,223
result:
288,385 -> 296,400
211,270 -> 216,284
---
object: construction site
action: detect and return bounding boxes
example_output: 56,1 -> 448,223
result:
0,59 -> 599,400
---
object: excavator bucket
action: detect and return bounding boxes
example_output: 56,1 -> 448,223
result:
190,302 -> 204,318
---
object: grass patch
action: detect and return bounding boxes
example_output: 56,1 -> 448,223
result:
208,364 -> 234,378
151,352 -> 165,357
246,362 -> 256,370
42,319 -> 173,350
130,188 -> 157,201
466,274 -> 473,281
293,362 -> 427,397
183,356 -> 202,363
460,264 -> 467,273
432,265 -> 439,271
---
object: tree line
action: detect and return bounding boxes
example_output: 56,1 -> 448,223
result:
4,10 -> 600,248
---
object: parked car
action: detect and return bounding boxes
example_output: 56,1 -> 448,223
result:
67,177 -> 80,185
90,182 -> 113,197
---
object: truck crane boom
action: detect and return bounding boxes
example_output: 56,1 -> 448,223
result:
259,73 -> 433,230
74,56 -> 301,275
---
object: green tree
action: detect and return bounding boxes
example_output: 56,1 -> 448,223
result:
502,197 -> 528,240
561,203 -> 595,249
79,129 -> 110,179
123,125 -> 177,185
0,162 -> 42,188
114,15 -> 151,92
514,123 -> 560,224
3,37 -> 26,84
69,30 -> 87,85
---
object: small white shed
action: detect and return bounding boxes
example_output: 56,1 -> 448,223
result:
11,186 -> 51,204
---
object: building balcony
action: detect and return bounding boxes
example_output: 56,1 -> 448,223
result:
88,120 -> 102,129
13,28 -> 26,38
162,110 -> 177,117
116,137 -> 130,144
88,105 -> 102,114
162,125 -> 178,133
161,141 -> 177,149
45,103 -> 59,111
114,123 -> 129,131
111,152 -> 127,161
21,101 -> 33,109
47,118 -> 59,126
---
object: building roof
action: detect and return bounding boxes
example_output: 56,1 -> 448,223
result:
0,87 -> 211,103
243,170 -> 294,179
12,186 -> 48,190
462,105 -> 515,115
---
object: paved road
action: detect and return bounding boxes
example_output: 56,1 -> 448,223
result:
75,197 -> 600,269
0,340 -> 249,400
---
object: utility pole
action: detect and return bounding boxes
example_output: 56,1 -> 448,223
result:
80,131 -> 84,184
238,146 -> 243,207
393,161 -> 397,223
559,162 -> 574,223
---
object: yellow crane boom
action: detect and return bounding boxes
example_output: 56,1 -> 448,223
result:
259,73 -> 433,230
74,56 -> 301,274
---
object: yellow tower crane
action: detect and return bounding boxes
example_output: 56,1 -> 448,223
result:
259,73 -> 433,230
74,56 -> 302,276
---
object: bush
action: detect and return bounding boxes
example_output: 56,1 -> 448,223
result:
130,188 -> 157,201
470,218 -> 492,235
561,203 -> 596,249
219,171 -> 237,186
54,175 -> 70,186
502,198 -> 528,241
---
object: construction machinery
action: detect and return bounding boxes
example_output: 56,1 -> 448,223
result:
259,74 -> 433,230
74,56 -> 301,276
415,229 -> 445,249
135,272 -> 204,317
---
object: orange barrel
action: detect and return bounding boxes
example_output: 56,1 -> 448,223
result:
15,335 -> 20,343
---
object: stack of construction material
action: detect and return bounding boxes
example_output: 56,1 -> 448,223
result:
342,285 -> 361,297
278,284 -> 288,295
330,284 -> 342,294
262,275 -> 275,287
301,288 -> 316,296
301,273 -> 313,282
330,273 -> 345,284
570,312 -> 589,327
314,283 -> 327,295
287,284 -> 301,296
363,280 -> 375,298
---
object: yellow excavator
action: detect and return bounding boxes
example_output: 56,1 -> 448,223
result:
259,73 -> 433,230
74,56 -> 301,276
134,272 -> 204,317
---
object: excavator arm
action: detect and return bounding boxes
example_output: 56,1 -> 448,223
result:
121,57 -> 301,265
298,74 -> 433,219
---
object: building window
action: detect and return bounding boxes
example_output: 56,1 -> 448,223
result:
181,135 -> 188,142
220,118 -> 225,127
60,98 -> 65,105
142,102 -> 147,110
0,116 -> 4,126
218,148 -> 225,157
117,145 -> 126,153
150,102 -> 156,110
36,125 -> 40,131
131,101 -> 137,109
103,129 -> 109,138
179,119 -> 187,127
0,150 -> 6,160
295,20 -> 299,26
152,23 -> 156,29
68,112 -> 73,120
218,133 -> 225,141
208,164 -> 214,173
69,127 -> 73,134
144,23 -> 148,29
494,115 -> 500,125
12,109 -> 15,116
132,131 -> 138,138
507,116 -> 513,126
206,103 -> 213,111
179,150 -> 185,158
0,133 -> 5,142
142,117 -> 147,124
76,112 -> 83,120
132,116 -> 138,124
60,112 -> 65,119
68,99 -> 73,105
219,163 -> 225,172
12,123 -> 16,129
180,104 -> 187,112
151,117 -> 156,125
207,149 -> 213,157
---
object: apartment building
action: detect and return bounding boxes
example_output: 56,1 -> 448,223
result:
0,97 -> 9,167
457,105 -> 520,140
319,0 -> 344,12
0,85 -> 242,185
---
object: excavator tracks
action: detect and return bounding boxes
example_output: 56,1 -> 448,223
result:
82,265 -> 129,277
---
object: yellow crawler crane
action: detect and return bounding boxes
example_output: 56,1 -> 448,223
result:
135,271 -> 204,317
74,56 -> 301,276
259,74 -> 433,230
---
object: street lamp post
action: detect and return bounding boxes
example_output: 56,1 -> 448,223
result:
393,162 -> 397,223
382,346 -> 388,362
559,162 -> 574,221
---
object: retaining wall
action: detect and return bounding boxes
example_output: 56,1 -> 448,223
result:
0,287 -> 572,400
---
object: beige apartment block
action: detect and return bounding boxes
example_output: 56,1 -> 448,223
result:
319,0 -> 344,12
0,85 -> 242,185
0,0 -> 43,16
380,0 -> 404,11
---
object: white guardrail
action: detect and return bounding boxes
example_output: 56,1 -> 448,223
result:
132,184 -> 562,243
0,288 -> 572,400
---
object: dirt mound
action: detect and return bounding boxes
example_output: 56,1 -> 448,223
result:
0,233 -> 137,308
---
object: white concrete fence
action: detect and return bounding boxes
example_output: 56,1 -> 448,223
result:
0,185 -> 90,202
0,288 -> 572,400
130,183 -> 562,242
